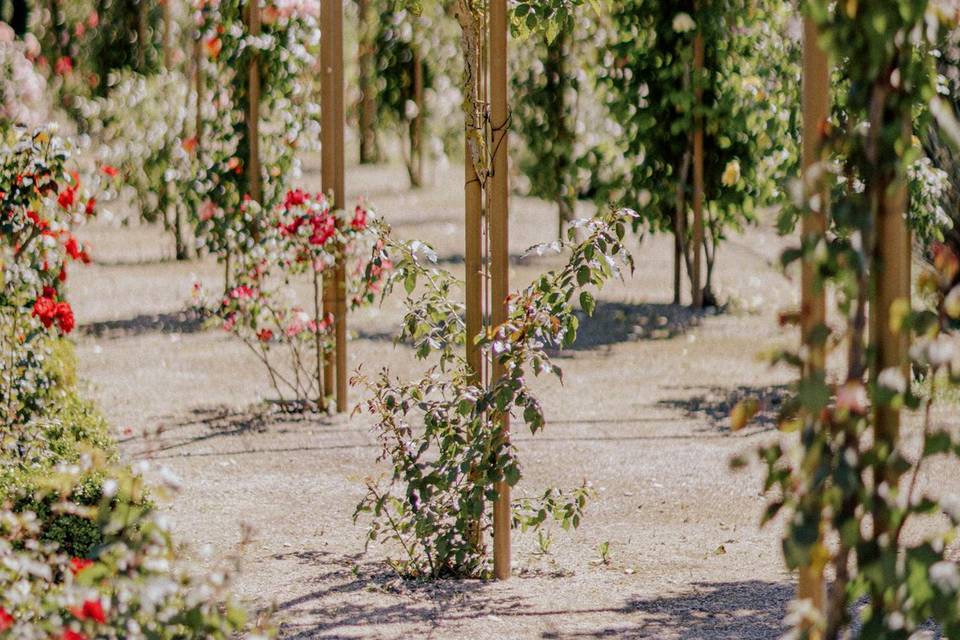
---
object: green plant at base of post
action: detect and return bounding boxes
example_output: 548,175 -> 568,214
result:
353,208 -> 638,578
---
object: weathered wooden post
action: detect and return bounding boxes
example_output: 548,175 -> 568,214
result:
357,0 -> 380,164
163,0 -> 174,71
490,0 -> 511,581
321,0 -> 349,412
246,0 -> 262,205
798,16 -> 829,637
691,4 -> 705,310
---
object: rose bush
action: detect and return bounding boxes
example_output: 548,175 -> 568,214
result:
197,192 -> 386,410
0,125 -> 99,430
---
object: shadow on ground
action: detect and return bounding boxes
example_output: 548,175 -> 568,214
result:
657,384 -> 790,433
122,404 -> 341,459
557,302 -> 709,354
80,309 -> 206,338
268,554 -> 790,640
540,581 -> 791,639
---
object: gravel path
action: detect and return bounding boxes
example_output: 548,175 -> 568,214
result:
68,160 -> 956,639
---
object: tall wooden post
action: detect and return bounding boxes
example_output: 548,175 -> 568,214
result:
321,0 -> 348,412
490,0 -> 511,581
798,17 -> 829,638
194,36 -> 204,153
246,0 -> 262,205
872,119 -> 911,445
163,0 -> 174,71
691,15 -> 705,310
357,0 -> 380,164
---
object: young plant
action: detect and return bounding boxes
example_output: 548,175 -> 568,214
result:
353,207 -> 638,578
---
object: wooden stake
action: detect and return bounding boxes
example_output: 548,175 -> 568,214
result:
357,0 -> 380,164
798,17 -> 829,637
691,21 -> 705,310
137,0 -> 148,71
872,118 -> 911,445
162,0 -> 174,71
321,0 -> 348,412
489,0 -> 511,582
194,35 -> 204,153
246,0 -> 262,205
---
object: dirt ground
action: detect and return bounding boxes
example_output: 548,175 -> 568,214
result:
69,159 -> 958,639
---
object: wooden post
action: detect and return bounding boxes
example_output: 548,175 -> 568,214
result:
691,15 -> 705,310
194,35 -> 204,153
137,0 -> 148,71
357,0 -> 380,164
798,17 -> 829,638
162,0 -> 174,71
872,118 -> 911,444
490,0 -> 511,581
246,0 -> 262,205
321,0 -> 348,412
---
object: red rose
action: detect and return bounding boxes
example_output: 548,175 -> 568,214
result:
85,197 -> 96,216
57,186 -> 76,210
55,302 -> 75,334
284,189 -> 308,209
65,236 -> 82,260
55,56 -> 73,76
99,165 -> 118,177
351,206 -> 368,231
0,607 -> 12,631
62,630 -> 87,640
69,598 -> 106,624
257,328 -> 274,342
32,295 -> 57,328
70,557 -> 93,575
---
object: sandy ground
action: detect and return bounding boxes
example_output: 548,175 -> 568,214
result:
68,160 -> 959,639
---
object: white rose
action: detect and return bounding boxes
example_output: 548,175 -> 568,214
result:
877,367 -> 907,394
672,13 -> 696,33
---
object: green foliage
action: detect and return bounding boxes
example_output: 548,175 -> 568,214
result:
512,12 -> 620,235
353,208 -> 637,577
597,0 -> 799,298
33,0 -> 167,111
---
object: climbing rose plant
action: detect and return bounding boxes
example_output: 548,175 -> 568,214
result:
353,207 -> 638,577
739,2 -> 960,638
189,0 -> 322,259
598,0 -> 799,303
